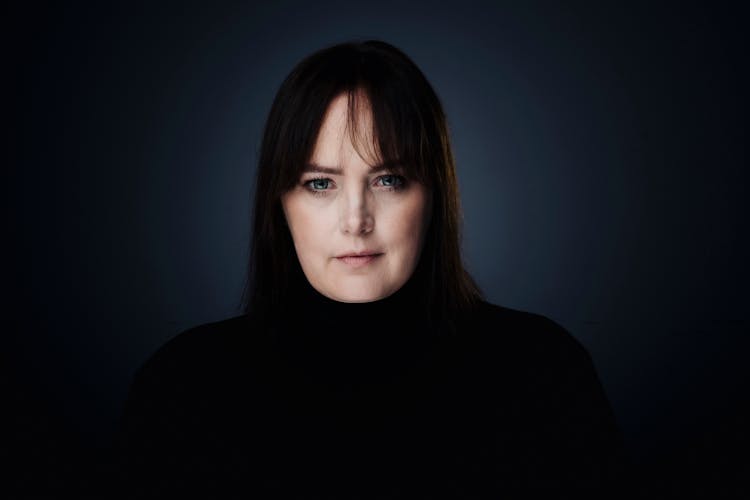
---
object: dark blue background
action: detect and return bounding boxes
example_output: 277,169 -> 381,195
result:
7,0 -> 748,494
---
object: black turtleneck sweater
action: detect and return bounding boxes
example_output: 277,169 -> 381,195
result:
112,272 -> 630,498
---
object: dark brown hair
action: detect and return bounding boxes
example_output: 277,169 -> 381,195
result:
240,39 -> 483,332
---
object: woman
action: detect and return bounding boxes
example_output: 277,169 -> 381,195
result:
114,39 -> 630,498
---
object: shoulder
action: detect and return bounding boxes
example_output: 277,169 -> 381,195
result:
133,314 -> 254,383
118,315 -> 258,450
466,300 -> 592,366
462,301 -> 609,410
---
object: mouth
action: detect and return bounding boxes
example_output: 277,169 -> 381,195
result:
335,253 -> 383,268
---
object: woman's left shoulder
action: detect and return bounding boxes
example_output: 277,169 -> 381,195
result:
466,299 -> 591,362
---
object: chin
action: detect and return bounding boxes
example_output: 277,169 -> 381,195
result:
328,281 -> 391,303
332,291 -> 382,303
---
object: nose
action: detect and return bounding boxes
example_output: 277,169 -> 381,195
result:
340,187 -> 374,235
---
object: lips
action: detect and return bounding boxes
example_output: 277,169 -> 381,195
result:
335,253 -> 383,268
335,251 -> 382,258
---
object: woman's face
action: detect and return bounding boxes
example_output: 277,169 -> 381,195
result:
280,93 -> 432,303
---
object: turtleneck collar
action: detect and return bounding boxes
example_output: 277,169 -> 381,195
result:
274,260 -> 434,355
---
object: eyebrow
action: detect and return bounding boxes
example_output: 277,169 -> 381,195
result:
303,159 -> 402,175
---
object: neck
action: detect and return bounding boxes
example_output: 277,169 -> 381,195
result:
277,262 -> 431,349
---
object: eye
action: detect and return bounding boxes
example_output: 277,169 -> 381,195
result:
301,174 -> 407,197
377,175 -> 406,190
309,178 -> 331,191
301,177 -> 334,197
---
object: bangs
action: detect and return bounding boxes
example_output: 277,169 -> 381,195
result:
341,86 -> 432,186
276,46 -> 439,194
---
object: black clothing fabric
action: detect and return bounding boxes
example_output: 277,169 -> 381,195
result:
113,273 -> 630,498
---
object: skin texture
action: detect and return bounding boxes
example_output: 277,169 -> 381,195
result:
280,93 -> 432,303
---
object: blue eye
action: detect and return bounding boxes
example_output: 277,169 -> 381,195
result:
379,175 -> 404,188
310,178 -> 330,190
302,174 -> 407,197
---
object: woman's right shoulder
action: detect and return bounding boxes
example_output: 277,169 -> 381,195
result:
133,314 -> 257,382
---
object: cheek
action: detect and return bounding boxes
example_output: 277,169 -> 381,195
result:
284,196 -> 330,256
389,191 -> 430,251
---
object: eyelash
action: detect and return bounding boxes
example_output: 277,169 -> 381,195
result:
301,175 -> 407,197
